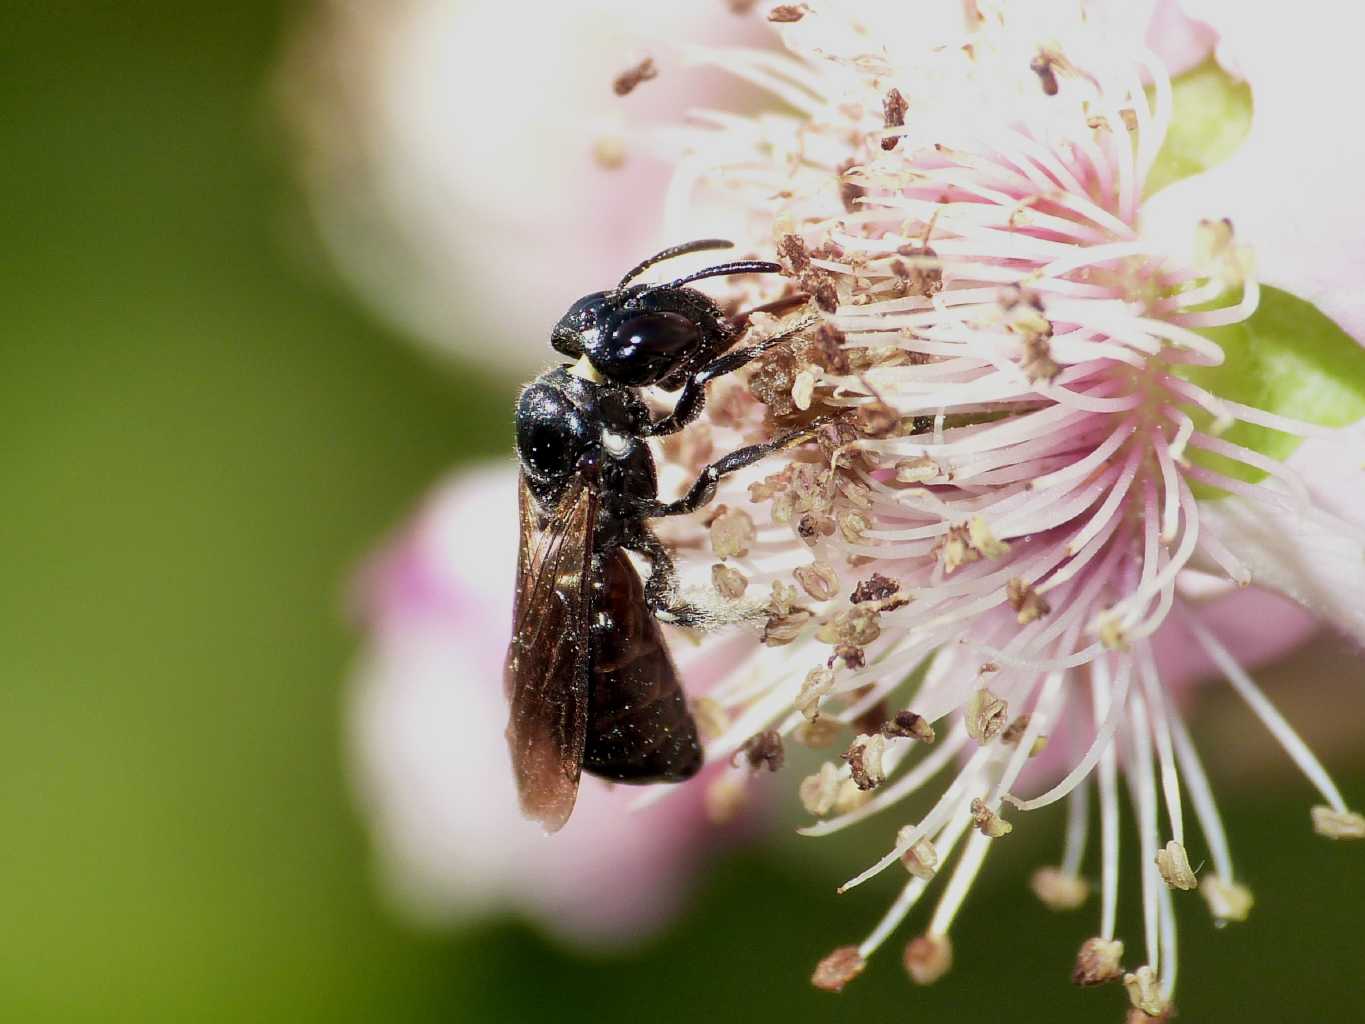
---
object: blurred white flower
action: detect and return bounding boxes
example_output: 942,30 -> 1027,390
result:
281,0 -> 772,374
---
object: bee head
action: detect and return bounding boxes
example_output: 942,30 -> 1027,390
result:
550,240 -> 782,391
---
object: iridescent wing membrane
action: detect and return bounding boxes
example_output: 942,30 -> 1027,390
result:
504,473 -> 594,833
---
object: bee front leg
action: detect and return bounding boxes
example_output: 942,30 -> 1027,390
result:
642,316 -> 820,438
644,416 -> 840,519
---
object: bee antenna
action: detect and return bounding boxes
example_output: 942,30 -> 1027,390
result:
617,239 -> 735,290
652,260 -> 784,293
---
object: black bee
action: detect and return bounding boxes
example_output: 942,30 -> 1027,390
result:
504,239 -> 823,832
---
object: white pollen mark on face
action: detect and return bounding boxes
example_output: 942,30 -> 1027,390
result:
601,428 -> 631,457
569,352 -> 603,383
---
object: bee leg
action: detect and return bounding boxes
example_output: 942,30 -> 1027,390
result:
644,416 -> 840,519
626,526 -> 712,627
642,316 -> 820,438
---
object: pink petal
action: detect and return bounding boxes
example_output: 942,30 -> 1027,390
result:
1145,0 -> 1218,76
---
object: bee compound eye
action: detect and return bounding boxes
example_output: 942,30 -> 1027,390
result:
605,312 -> 701,385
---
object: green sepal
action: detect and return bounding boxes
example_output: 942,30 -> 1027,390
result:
1178,286 -> 1365,496
1146,59 -> 1252,197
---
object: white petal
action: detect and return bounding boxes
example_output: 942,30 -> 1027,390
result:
1144,1 -> 1365,343
1197,426 -> 1365,644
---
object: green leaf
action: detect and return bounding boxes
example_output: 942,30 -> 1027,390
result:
1145,59 -> 1252,197
1178,286 -> 1365,495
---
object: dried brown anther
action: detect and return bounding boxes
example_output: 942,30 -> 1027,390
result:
881,87 -> 908,150
1000,714 -> 1033,747
811,945 -> 864,992
710,506 -> 756,558
733,729 -> 785,772
855,401 -> 900,437
779,233 -> 811,274
970,797 -> 1013,837
1030,52 -> 1059,96
1073,937 -> 1125,986
801,269 -> 841,313
829,643 -> 865,670
836,158 -> 865,213
881,710 -> 935,743
795,561 -> 840,601
1006,577 -> 1051,623
612,57 -> 657,96
815,323 -> 850,374
892,244 -> 943,296
711,563 -> 749,600
851,573 -> 899,604
843,733 -> 887,790
965,688 -> 1008,744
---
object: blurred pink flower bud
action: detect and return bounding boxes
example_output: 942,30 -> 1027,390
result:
350,465 -> 754,946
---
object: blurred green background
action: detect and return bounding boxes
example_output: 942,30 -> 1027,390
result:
3,3 -> 1361,1022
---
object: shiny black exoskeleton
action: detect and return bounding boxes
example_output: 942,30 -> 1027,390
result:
516,238 -> 813,621
505,240 -> 824,829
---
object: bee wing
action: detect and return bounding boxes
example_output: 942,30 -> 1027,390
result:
503,472 -> 595,833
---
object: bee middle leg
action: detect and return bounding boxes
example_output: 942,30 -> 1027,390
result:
625,525 -> 711,627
